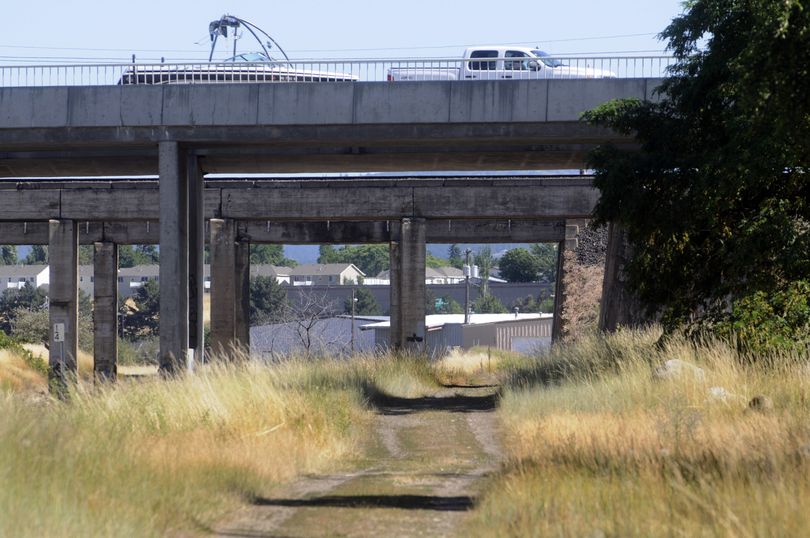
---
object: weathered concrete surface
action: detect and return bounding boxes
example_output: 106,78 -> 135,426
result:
398,219 -> 427,352
0,219 -> 565,245
93,242 -> 118,382
0,79 -> 661,175
48,219 -> 78,395
0,178 -> 599,221
599,222 -> 646,331
158,141 -> 189,373
209,219 -> 238,357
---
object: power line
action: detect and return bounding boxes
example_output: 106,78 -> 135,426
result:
0,31 -> 661,56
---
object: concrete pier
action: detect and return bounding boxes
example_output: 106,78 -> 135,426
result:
599,222 -> 645,331
188,156 -> 205,366
398,218 -> 427,352
210,219 -> 237,357
48,219 -> 78,395
93,241 -> 118,382
158,141 -> 189,373
234,238 -> 251,351
388,223 -> 402,349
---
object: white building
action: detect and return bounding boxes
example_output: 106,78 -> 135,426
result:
289,264 -> 365,286
0,265 -> 49,290
361,313 -> 553,356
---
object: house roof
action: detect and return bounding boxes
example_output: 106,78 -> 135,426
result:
0,265 -> 48,277
252,265 -> 293,277
426,266 -> 464,279
118,265 -> 160,277
290,264 -> 364,277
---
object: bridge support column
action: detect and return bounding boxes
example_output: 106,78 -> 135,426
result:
210,219 -> 249,357
551,221 -> 582,342
93,241 -> 118,382
392,218 -> 426,352
599,222 -> 643,331
389,223 -> 402,349
188,156 -> 205,366
159,141 -> 189,373
48,219 -> 78,396
234,236 -> 251,351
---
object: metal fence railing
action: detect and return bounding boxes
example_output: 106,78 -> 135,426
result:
0,56 -> 674,87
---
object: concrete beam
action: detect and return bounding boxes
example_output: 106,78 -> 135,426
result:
158,141 -> 189,373
93,242 -> 118,382
239,219 -> 566,244
0,178 -> 597,222
48,220 -> 78,396
0,221 -> 159,245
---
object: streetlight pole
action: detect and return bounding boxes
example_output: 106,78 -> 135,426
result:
464,249 -> 471,324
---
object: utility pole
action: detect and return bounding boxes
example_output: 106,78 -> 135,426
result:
464,249 -> 471,324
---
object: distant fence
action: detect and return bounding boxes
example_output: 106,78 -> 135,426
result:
0,56 -> 674,87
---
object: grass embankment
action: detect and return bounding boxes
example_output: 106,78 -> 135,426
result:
0,350 -> 442,537
471,329 -> 810,537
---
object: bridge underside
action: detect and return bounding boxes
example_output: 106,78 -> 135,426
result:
0,122 -> 625,177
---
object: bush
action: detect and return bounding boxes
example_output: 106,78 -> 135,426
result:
715,280 -> 810,355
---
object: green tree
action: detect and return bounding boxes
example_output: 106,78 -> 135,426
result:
0,246 -> 17,265
318,245 -> 389,277
250,245 -> 297,267
78,245 -> 94,265
250,275 -> 288,325
122,280 -> 160,337
119,245 -> 160,268
498,248 -> 541,282
23,245 -> 47,265
530,243 -> 558,282
0,283 -> 48,334
473,293 -> 507,314
475,246 -> 494,295
345,287 -> 381,316
425,252 -> 449,269
583,0 -> 810,350
447,244 -> 463,269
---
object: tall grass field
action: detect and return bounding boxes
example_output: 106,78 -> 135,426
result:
0,349 -> 441,537
471,329 -> 810,537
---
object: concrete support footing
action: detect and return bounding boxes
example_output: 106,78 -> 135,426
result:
48,219 -> 78,396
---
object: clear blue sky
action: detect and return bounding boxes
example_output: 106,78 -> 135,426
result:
4,0 -> 685,63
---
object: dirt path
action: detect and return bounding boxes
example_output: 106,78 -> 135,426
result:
215,382 -> 502,538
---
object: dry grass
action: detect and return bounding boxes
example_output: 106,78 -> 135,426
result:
0,349 -> 442,537
470,329 -> 810,537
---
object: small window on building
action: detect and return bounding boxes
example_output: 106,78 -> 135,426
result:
141,277 -> 149,282
118,277 -> 123,282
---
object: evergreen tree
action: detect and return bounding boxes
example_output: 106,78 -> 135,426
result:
0,246 -> 17,265
23,245 -> 47,265
447,244 -> 464,269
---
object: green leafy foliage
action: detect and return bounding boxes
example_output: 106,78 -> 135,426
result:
498,248 -> 541,282
250,245 -> 297,267
249,276 -> 288,325
0,331 -> 46,375
344,287 -> 381,316
318,245 -> 389,277
0,283 -> 48,334
121,280 -> 160,337
425,290 -> 464,315
473,293 -> 507,314
22,246 -> 47,265
119,245 -> 159,268
583,0 -> 810,350
0,246 -> 17,265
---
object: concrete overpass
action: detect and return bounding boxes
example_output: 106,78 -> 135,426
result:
0,77 -> 657,388
0,78 -> 661,176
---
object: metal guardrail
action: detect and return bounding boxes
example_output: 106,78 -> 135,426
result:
0,56 -> 674,87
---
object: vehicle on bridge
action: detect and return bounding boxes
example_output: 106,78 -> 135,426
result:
387,45 -> 617,81
119,14 -> 358,85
